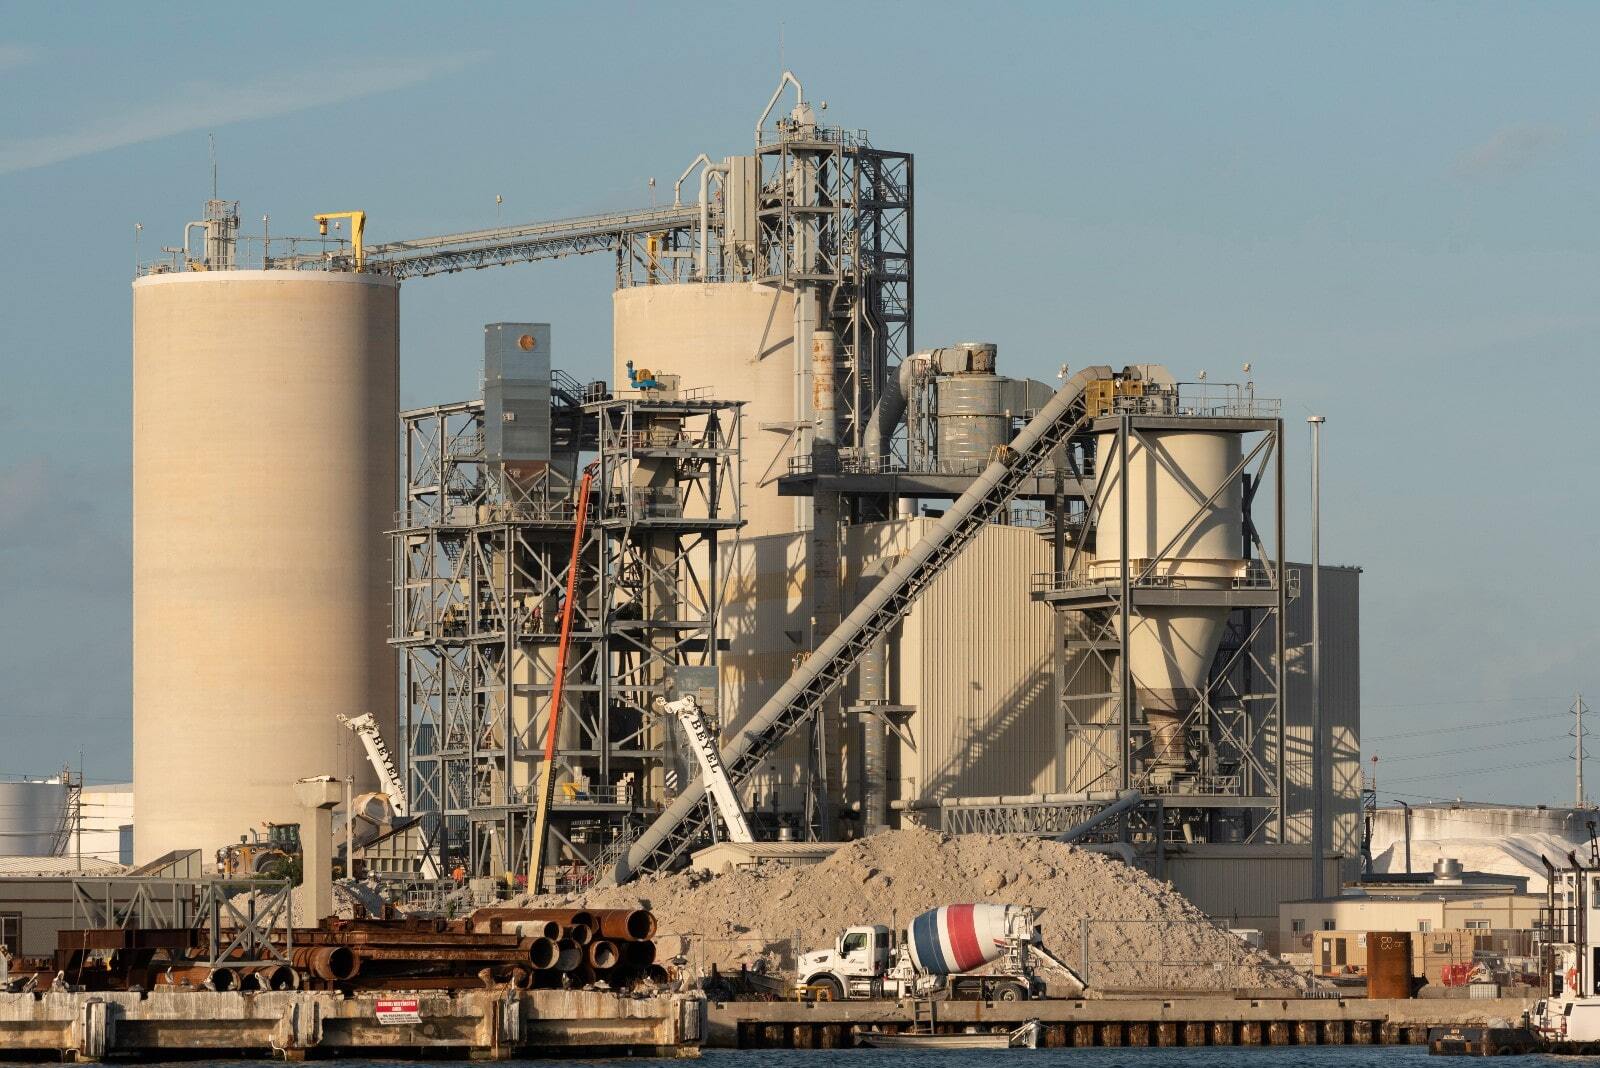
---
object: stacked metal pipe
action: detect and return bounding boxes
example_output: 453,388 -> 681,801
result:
28,907 -> 663,994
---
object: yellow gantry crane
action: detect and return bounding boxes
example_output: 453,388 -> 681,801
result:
313,211 -> 366,270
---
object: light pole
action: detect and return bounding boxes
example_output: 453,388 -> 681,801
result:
1308,415 -> 1326,899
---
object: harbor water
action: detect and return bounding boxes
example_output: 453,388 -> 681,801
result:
0,1050 -> 1562,1068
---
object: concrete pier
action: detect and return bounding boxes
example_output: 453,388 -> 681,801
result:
708,996 -> 1535,1049
0,988 -> 703,1061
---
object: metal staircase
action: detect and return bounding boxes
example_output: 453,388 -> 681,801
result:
611,365 -> 1113,881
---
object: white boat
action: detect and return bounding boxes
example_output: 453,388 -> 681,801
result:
1520,860 -> 1600,1053
856,1019 -> 1041,1050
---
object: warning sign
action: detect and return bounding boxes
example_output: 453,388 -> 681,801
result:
375,997 -> 421,1025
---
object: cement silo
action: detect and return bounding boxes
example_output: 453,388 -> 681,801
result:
613,281 -> 797,538
1089,423 -> 1244,782
0,780 -> 69,857
132,270 -> 398,863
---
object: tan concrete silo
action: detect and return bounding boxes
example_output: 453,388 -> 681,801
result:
613,281 -> 798,539
612,281 -> 808,802
132,270 -> 398,864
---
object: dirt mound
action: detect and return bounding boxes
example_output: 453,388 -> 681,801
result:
526,826 -> 1299,992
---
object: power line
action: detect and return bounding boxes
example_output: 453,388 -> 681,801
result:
1384,757 -> 1570,785
1372,736 -> 1559,763
1365,710 -> 1570,743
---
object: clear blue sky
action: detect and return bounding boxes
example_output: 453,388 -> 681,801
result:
1,3 -> 1595,803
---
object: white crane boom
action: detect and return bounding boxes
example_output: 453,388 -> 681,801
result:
652,696 -> 754,845
337,713 -> 409,815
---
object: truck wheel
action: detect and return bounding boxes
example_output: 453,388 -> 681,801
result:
807,975 -> 844,1002
994,982 -> 1027,1002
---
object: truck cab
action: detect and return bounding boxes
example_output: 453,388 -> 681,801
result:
797,925 -> 893,999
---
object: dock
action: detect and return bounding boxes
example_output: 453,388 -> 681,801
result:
708,995 -> 1536,1049
0,988 -> 704,1061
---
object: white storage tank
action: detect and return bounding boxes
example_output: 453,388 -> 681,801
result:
1090,426 -> 1244,777
132,270 -> 398,863
613,281 -> 797,539
0,779 -> 69,857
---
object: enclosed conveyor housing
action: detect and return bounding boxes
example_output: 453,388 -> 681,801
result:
613,365 -> 1114,881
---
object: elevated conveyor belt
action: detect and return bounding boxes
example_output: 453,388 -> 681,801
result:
611,365 -> 1113,882
366,206 -> 699,279
278,205 -> 700,278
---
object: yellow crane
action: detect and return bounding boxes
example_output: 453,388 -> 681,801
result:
312,211 -> 366,270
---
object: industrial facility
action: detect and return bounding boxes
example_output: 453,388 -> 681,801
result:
0,73 -> 1472,1058
112,73 -> 1369,902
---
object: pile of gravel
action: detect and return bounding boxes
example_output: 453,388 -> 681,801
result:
526,826 -> 1300,993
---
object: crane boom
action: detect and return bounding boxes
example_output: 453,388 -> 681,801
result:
337,713 -> 408,815
653,696 -> 754,845
611,366 -> 1113,882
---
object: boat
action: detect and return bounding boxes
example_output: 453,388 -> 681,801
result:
855,1019 -> 1041,1049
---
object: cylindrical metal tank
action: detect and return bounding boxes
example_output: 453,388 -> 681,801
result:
0,780 -> 69,856
1367,931 -> 1414,999
907,904 -> 1034,975
935,374 -> 1008,472
1090,429 -> 1244,777
613,282 -> 797,539
132,270 -> 398,864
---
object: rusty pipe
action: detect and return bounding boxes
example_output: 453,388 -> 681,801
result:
622,940 -> 656,968
553,938 -> 582,972
292,945 -> 358,982
562,923 -> 593,946
526,936 -> 558,970
522,908 -> 597,933
587,939 -> 620,970
502,919 -> 562,941
588,909 -> 657,942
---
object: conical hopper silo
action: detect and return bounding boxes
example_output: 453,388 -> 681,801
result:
132,270 -> 398,863
1090,426 -> 1244,782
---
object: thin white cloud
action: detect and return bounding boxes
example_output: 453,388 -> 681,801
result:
0,43 -> 39,73
0,50 -> 488,176
1453,123 -> 1566,179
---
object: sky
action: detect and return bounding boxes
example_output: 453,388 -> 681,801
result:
0,2 -> 1596,805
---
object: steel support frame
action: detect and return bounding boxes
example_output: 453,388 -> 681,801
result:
619,373 -> 1106,878
1046,410 -> 1289,844
69,879 -> 293,970
583,396 -> 742,877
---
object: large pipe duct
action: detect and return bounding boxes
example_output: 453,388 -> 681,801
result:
1053,789 -> 1144,843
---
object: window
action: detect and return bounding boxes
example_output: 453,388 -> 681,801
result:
1418,920 -> 1433,933
841,931 -> 869,956
1291,919 -> 1305,933
1322,919 -> 1337,931
1464,920 -> 1490,931
0,913 -> 18,954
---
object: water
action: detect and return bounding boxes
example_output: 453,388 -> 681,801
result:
3,1051 -> 1564,1068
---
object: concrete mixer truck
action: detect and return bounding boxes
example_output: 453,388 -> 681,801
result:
795,904 -> 1083,1001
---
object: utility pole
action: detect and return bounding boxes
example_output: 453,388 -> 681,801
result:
1308,415 -> 1326,899
1576,694 -> 1590,808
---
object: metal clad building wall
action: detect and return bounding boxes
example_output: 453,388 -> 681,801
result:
1163,845 -> 1344,948
844,519 -> 1057,810
132,271 -> 398,863
1271,564 -> 1361,874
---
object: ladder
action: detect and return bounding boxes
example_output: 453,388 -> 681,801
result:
612,366 -> 1112,881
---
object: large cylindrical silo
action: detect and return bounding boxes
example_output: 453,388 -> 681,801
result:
1090,429 -> 1243,779
612,281 -> 805,805
132,271 -> 398,863
0,780 -> 70,857
613,281 -> 797,538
